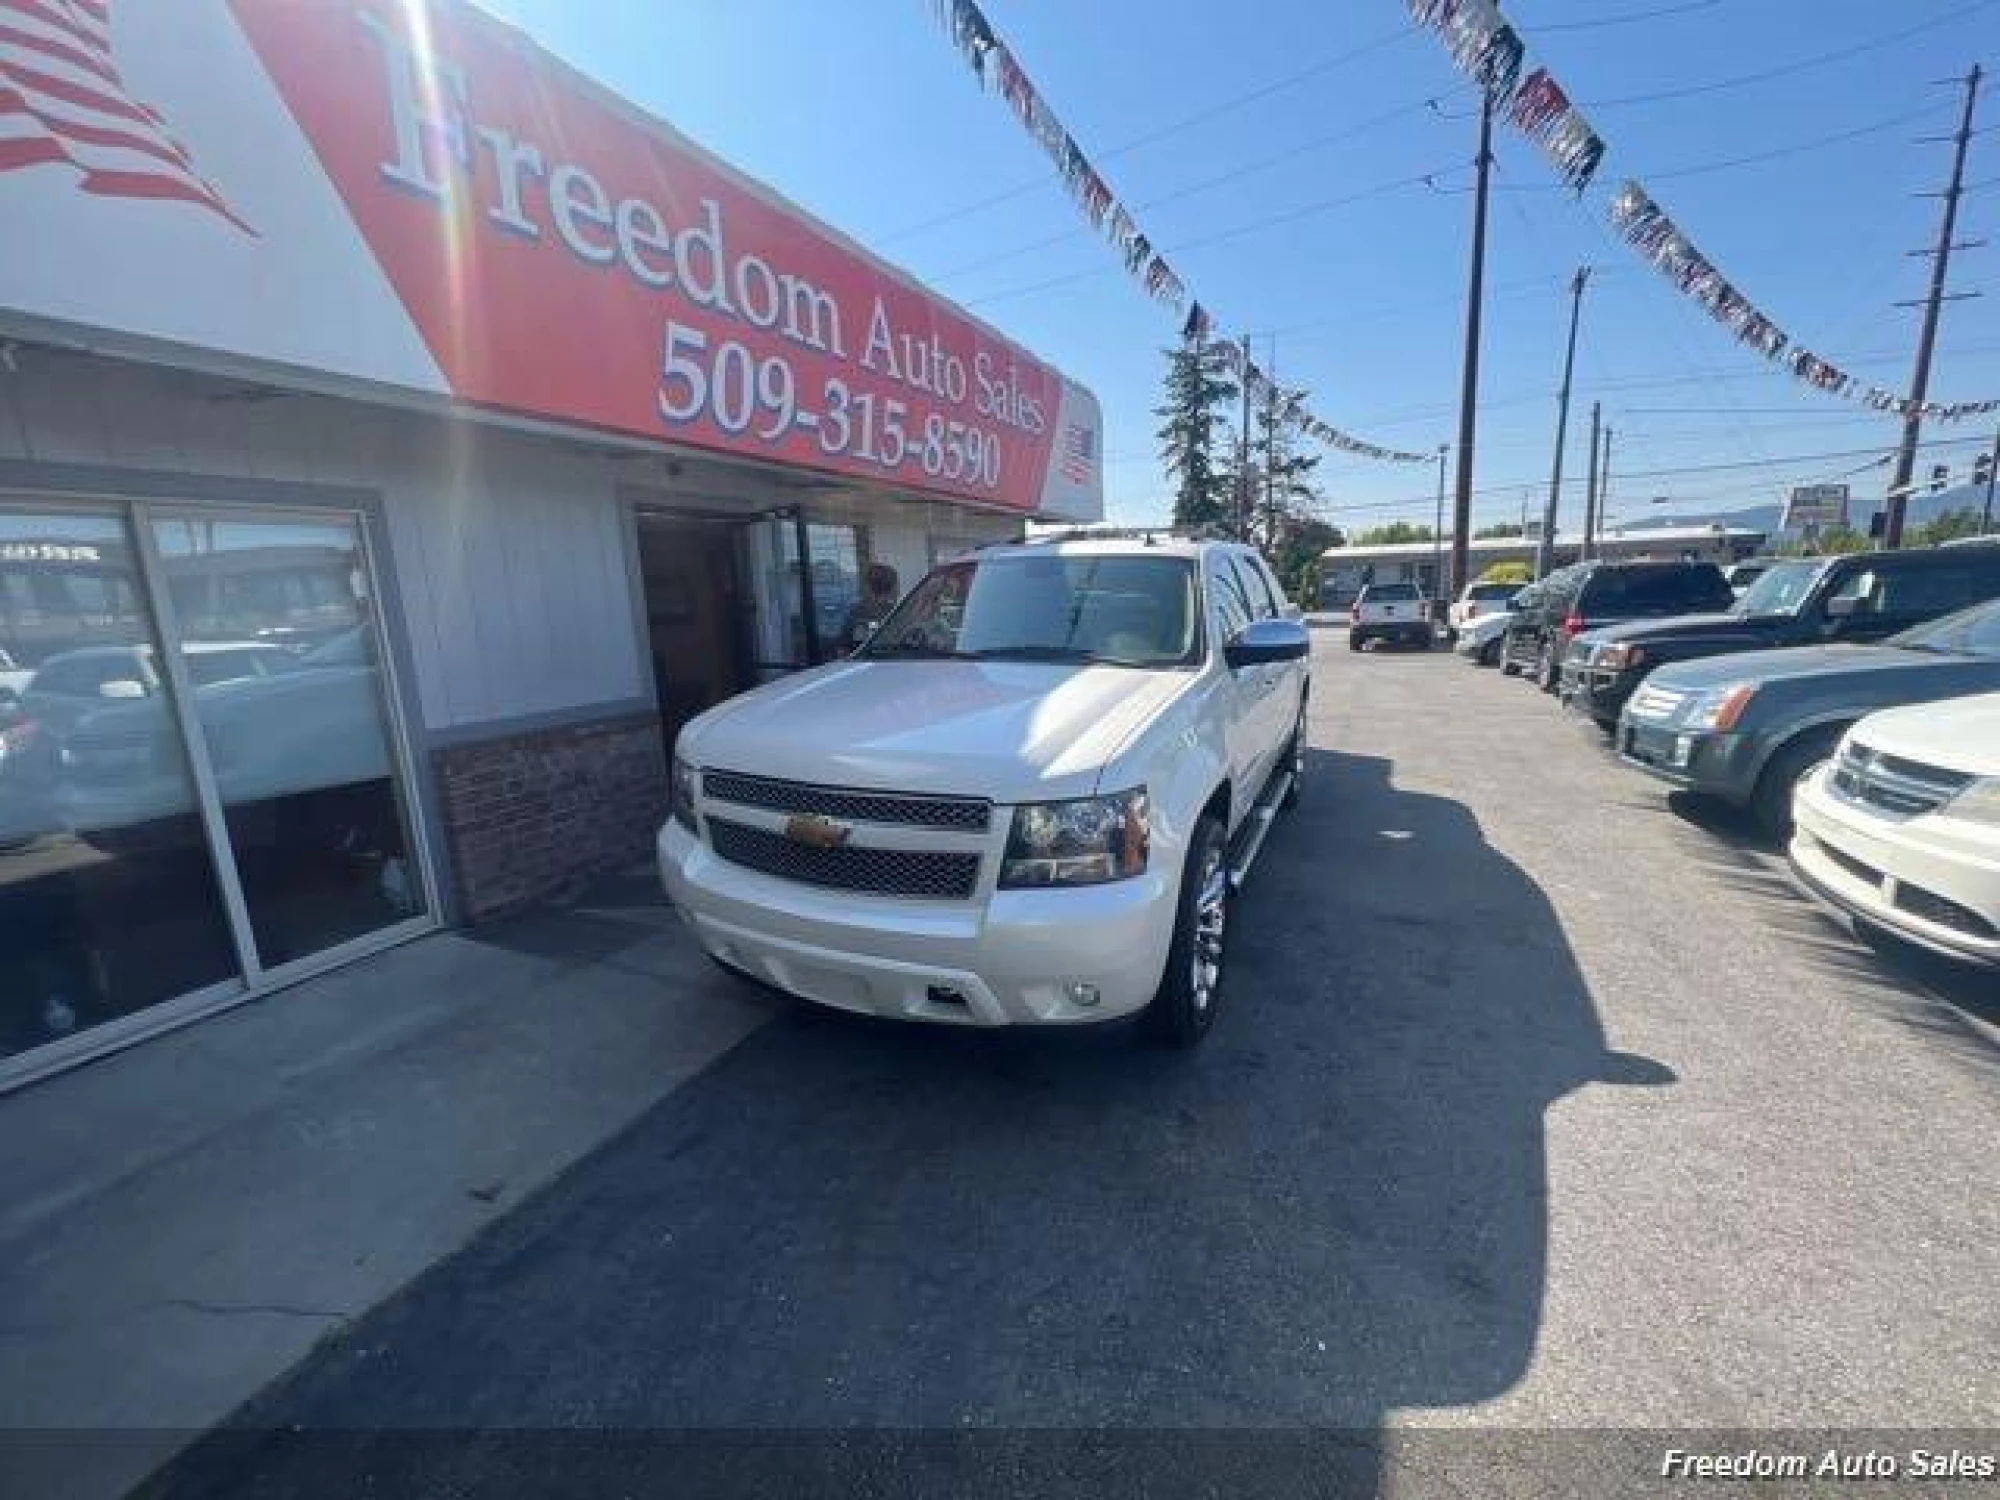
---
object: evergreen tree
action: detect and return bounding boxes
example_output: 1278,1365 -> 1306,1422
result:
1249,386 -> 1323,550
1154,338 -> 1239,530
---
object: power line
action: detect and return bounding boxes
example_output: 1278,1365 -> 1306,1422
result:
1533,0 -> 1723,31
1645,106 -> 1949,182
928,93 -> 1447,283
1579,1 -> 1997,108
875,24 -> 1422,245
961,168 -> 1448,308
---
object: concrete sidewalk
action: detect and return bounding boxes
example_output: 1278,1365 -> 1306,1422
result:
0,867 -> 774,1500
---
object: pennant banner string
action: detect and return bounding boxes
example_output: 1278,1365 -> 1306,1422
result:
919,0 -> 1431,464
1406,0 -> 1994,422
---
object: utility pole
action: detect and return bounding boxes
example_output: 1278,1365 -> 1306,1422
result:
1581,400 -> 1602,561
1598,425 -> 1614,547
1982,426 -> 1999,536
1885,63 -> 1983,550
1538,267 -> 1591,577
1431,444 -> 1449,613
1450,89 -> 1495,600
1262,339 -> 1280,551
1236,332 -> 1254,541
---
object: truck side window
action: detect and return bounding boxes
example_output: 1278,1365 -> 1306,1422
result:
1233,555 -> 1280,619
1210,558 -> 1254,642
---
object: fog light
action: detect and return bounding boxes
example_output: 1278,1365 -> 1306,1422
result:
1673,734 -> 1695,768
1064,981 -> 1101,1008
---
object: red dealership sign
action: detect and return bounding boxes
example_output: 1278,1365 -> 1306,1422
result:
0,0 -> 1099,517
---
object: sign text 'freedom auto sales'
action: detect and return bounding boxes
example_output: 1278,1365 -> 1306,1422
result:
356,12 -> 1048,493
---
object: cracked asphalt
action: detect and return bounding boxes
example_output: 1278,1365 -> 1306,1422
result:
140,638 -> 1999,1497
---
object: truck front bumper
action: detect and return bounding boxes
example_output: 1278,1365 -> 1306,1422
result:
657,821 -> 1179,1026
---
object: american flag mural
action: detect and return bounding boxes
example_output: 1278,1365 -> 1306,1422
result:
0,0 -> 253,232
1058,419 -> 1095,487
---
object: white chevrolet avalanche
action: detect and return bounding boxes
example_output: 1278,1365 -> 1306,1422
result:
658,538 -> 1312,1045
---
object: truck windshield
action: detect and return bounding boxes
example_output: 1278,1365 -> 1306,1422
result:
864,553 -> 1201,668
1732,559 -> 1825,617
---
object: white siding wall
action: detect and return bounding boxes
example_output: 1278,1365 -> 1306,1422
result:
0,356 -> 644,730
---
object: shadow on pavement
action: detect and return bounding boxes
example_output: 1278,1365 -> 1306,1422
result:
136,749 -> 1672,1497
1666,789 -> 2000,1075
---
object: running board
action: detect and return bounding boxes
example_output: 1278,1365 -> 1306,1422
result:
1226,769 -> 1293,892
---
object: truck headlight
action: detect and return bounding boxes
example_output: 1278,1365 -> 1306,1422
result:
1684,683 -> 1756,732
670,756 -> 699,831
1941,777 -> 2000,827
1593,642 -> 1646,671
1000,788 -> 1149,888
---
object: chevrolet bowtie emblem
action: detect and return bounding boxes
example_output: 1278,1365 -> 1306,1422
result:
784,813 -> 853,850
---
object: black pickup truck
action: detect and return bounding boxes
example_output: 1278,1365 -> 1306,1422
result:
1561,544 -> 2000,727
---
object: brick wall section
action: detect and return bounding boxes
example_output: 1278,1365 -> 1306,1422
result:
432,711 -> 668,923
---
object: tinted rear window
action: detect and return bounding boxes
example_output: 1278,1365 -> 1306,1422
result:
1363,583 -> 1419,601
1468,583 -> 1517,601
1581,565 -> 1733,614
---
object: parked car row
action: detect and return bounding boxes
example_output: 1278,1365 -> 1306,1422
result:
1461,543 -> 2000,974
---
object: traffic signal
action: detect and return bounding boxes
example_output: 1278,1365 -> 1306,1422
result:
1975,451 -> 1995,489
1869,511 -> 1887,539
1930,464 -> 1950,493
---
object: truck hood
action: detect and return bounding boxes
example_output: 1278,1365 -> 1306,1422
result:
1645,643 -> 1964,693
1585,611 -> 1786,647
678,660 -> 1195,803
1850,691 -> 2000,777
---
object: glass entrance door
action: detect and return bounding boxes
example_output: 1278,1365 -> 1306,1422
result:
1,500 -> 430,1077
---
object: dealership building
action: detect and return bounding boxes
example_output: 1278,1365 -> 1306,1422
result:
0,0 -> 1102,1087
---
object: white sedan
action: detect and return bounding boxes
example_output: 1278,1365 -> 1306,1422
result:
1789,692 -> 2000,969
1453,607 -> 1516,667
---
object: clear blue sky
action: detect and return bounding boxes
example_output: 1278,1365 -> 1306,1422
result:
479,0 -> 1999,534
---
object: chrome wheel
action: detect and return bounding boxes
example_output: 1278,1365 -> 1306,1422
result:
1190,849 -> 1228,1013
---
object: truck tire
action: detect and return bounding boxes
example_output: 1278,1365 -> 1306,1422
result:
1347,632 -> 1365,652
1479,636 -> 1502,667
1752,726 -> 1845,843
1145,813 -> 1229,1048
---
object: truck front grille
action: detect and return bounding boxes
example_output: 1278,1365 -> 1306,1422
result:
701,769 -> 990,831
706,817 -> 982,900
1829,741 -> 1973,819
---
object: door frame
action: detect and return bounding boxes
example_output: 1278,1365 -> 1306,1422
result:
0,468 -> 440,1095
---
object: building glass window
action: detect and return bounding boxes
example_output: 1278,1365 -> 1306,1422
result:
0,511 -> 237,1062
149,512 -> 425,968
0,501 -> 430,1076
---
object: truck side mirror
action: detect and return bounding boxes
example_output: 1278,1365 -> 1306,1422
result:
1823,595 -> 1859,620
1224,618 -> 1310,669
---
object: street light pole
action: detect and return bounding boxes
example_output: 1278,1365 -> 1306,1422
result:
1538,267 -> 1591,577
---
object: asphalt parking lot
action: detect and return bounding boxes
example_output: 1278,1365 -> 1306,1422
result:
143,634 -> 1998,1496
